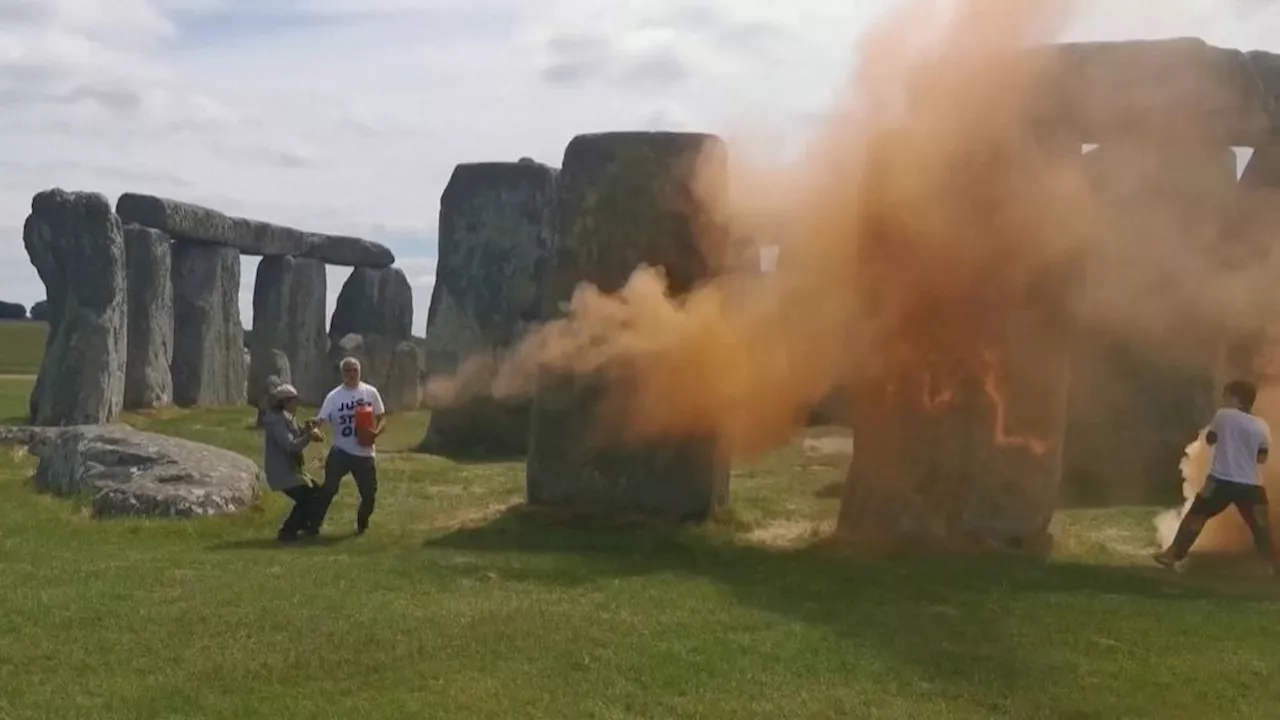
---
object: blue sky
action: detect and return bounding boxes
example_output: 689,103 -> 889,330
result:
2,0 -> 1280,332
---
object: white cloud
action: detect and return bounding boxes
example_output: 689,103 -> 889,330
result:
4,0 -> 1280,334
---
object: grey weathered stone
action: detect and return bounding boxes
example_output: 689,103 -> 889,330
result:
248,349 -> 291,426
325,333 -> 421,412
303,233 -> 395,268
1061,143 -> 1237,507
1218,146 -> 1280,385
385,340 -> 422,413
29,424 -> 261,518
833,134 -> 1086,554
251,256 -> 328,404
419,161 -> 557,457
123,225 -> 174,410
1247,51 -> 1280,141
838,263 -> 1082,554
0,425 -> 62,455
329,266 -> 413,342
1044,38 -> 1273,145
22,189 -> 128,426
171,241 -> 246,407
116,193 -> 395,267
526,132 -> 731,522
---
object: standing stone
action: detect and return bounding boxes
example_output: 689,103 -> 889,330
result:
325,333 -> 420,411
419,161 -> 558,457
1222,144 -> 1280,379
24,206 -> 67,423
123,225 -> 174,410
838,263 -> 1081,553
251,256 -> 327,404
249,349 -> 291,427
386,340 -> 422,413
1061,144 -> 1237,507
526,132 -> 731,522
329,266 -> 413,342
171,241 -> 246,407
833,127 -> 1086,554
22,190 -> 128,426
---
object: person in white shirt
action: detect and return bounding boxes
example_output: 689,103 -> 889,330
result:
1154,379 -> 1276,573
309,356 -> 386,535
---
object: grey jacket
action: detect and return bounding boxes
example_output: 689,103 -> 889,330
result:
261,408 -> 314,491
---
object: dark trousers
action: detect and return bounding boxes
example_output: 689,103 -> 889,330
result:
312,448 -> 379,532
279,484 -> 320,537
1169,476 -> 1275,561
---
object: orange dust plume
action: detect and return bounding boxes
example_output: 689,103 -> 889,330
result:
428,0 -> 1278,465
425,0 -> 1087,460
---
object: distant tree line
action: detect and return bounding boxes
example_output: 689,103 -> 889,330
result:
0,301 -> 27,320
0,300 -> 50,321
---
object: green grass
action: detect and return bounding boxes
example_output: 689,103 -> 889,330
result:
0,319 -> 47,375
2,373 -> 1280,719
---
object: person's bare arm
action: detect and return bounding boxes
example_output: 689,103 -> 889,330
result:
1258,447 -> 1269,465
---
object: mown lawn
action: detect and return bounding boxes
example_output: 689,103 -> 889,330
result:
0,373 -> 1278,719
0,319 -> 47,375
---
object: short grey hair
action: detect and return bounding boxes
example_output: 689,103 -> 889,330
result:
339,356 -> 361,371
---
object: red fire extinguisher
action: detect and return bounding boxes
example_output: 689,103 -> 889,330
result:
354,404 -> 376,447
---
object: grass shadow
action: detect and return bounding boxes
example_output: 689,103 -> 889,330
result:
425,507 -> 1248,601
409,446 -> 528,465
422,507 -> 1275,713
813,481 -> 844,499
207,531 -> 360,552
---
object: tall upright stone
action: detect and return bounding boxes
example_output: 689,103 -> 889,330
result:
1219,145 -> 1280,383
329,266 -> 413,342
171,241 -> 246,407
249,349 -> 291,427
1061,144 -> 1238,507
123,225 -> 174,410
834,128 -> 1085,554
419,160 -> 558,458
22,189 -> 128,426
251,256 -> 327,404
526,132 -> 731,522
324,333 -> 420,412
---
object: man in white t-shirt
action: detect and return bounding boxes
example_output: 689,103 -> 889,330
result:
1154,379 -> 1276,573
309,356 -> 387,536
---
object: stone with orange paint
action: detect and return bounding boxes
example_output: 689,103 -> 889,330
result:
834,126 -> 1084,555
838,337 -> 1075,555
526,131 -> 732,522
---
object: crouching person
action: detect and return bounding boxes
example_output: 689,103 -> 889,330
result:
261,383 -> 324,543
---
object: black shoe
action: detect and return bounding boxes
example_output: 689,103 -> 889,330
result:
277,531 -> 300,544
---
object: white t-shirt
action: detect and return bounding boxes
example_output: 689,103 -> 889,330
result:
1207,408 -> 1272,486
318,382 -> 386,457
